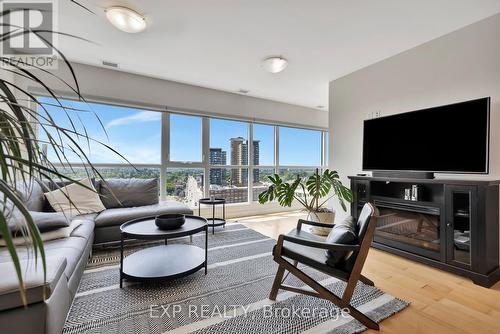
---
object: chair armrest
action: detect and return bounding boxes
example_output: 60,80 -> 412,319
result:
297,219 -> 335,230
274,234 -> 360,256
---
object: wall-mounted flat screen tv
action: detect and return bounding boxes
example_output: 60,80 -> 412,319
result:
362,97 -> 490,174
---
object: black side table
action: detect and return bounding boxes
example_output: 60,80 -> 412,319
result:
199,198 -> 226,234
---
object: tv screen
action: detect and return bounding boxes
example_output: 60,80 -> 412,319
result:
363,97 -> 490,174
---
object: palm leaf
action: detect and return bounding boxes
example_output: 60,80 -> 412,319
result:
0,1 -> 130,305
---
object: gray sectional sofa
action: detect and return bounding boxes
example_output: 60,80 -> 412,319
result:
0,178 -> 192,334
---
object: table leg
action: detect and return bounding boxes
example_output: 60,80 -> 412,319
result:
198,204 -> 200,216
190,235 -> 193,243
164,238 -> 168,245
205,226 -> 208,275
212,204 -> 215,235
223,202 -> 226,228
119,234 -> 124,288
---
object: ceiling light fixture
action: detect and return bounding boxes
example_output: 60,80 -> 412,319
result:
105,6 -> 146,33
261,56 -> 288,73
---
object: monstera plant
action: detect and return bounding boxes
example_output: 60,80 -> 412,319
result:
0,2 -> 127,304
258,168 -> 353,235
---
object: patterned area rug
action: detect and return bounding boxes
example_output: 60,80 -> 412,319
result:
64,224 -> 408,334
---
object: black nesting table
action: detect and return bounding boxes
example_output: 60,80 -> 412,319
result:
119,215 -> 208,287
199,198 -> 226,234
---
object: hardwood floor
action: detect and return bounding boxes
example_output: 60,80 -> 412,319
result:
233,211 -> 500,334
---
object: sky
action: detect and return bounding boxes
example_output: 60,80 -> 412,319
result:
38,97 -> 323,166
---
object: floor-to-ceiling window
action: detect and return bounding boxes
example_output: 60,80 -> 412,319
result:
208,118 -> 249,204
165,114 -> 204,206
252,123 -> 275,201
38,96 -> 327,208
37,96 -> 161,181
278,126 -> 323,182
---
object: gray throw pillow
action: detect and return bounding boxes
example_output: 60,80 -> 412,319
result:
15,180 -> 45,212
325,216 -> 357,265
7,211 -> 72,235
99,178 -> 159,209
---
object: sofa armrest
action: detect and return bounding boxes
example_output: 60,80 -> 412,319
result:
0,256 -> 67,311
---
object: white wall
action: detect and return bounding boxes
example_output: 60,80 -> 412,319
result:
329,13 -> 500,217
18,61 -> 327,129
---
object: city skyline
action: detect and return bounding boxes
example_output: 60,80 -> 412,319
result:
209,137 -> 260,187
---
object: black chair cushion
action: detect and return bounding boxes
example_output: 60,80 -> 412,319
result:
356,203 -> 375,240
278,228 -> 351,280
324,217 -> 357,264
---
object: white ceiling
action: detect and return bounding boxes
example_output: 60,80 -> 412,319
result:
57,0 -> 500,110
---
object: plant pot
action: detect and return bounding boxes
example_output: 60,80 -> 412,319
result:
308,210 -> 335,236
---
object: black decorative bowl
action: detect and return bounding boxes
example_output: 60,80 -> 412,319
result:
155,214 -> 186,230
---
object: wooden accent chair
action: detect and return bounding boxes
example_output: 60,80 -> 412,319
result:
269,203 -> 380,330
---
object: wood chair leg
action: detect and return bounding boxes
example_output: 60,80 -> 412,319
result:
359,274 -> 374,286
276,258 -> 380,330
269,264 -> 285,301
345,304 -> 380,330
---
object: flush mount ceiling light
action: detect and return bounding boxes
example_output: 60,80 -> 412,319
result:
261,56 -> 288,73
105,6 -> 146,33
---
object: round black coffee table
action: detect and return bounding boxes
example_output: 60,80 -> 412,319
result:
119,215 -> 208,287
199,198 -> 226,234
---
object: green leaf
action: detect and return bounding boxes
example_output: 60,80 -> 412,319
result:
0,4 -> 135,302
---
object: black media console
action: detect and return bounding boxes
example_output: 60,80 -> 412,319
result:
349,175 -> 500,287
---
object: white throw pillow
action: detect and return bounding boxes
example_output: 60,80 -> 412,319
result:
0,219 -> 82,246
44,178 -> 105,215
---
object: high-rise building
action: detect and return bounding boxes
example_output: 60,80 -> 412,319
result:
209,148 -> 226,185
229,137 -> 260,186
253,140 -> 260,183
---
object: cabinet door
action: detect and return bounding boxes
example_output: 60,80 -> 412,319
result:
351,180 -> 370,220
445,185 -> 477,269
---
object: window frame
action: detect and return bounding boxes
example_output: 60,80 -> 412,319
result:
36,95 -> 328,207
167,113 -> 203,164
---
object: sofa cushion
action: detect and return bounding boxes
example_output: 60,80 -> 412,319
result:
0,216 -> 94,280
0,220 -> 83,247
99,178 -> 159,209
8,211 -> 72,235
69,214 -> 96,242
41,178 -> 100,192
324,216 -> 357,265
95,201 -> 192,227
0,256 -> 66,311
44,178 -> 106,215
30,211 -> 72,231
0,238 -> 86,281
15,180 -> 45,212
40,178 -> 100,212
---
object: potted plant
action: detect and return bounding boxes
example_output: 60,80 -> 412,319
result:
258,169 -> 353,235
0,2 -> 127,303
